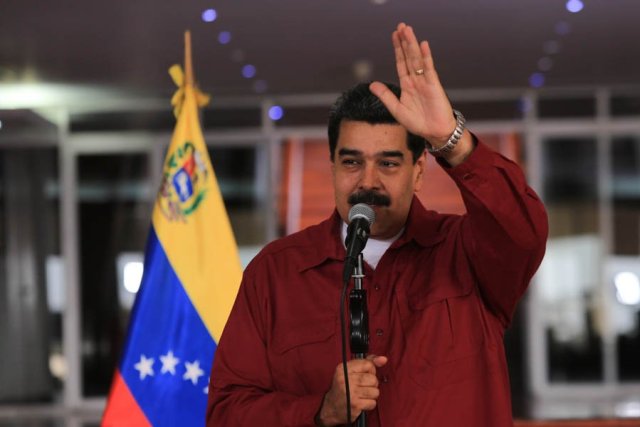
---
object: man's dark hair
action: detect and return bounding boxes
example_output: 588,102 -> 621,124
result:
328,82 -> 426,163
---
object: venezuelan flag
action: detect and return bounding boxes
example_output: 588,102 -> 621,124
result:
102,32 -> 242,426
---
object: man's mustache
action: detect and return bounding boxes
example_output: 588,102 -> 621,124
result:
348,190 -> 391,207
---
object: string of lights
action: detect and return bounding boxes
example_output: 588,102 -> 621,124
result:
199,7 -> 283,121
528,0 -> 584,88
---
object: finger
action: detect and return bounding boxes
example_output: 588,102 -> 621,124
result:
349,400 -> 378,419
400,25 -> 426,77
365,354 -> 388,367
347,359 -> 377,375
420,40 -> 438,79
369,82 -> 401,117
354,386 -> 380,401
350,372 -> 379,388
351,387 -> 380,409
373,356 -> 388,368
334,360 -> 375,381
359,398 -> 379,412
351,388 -> 380,414
392,29 -> 409,78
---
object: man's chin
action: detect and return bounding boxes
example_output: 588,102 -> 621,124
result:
370,227 -> 389,239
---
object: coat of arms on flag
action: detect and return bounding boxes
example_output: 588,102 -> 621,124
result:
159,141 -> 210,221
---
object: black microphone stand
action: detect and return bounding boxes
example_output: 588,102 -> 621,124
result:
349,254 -> 369,427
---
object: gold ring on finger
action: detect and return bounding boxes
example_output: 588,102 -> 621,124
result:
415,68 -> 425,76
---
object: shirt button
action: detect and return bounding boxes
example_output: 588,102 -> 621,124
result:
462,173 -> 473,181
376,328 -> 384,337
374,285 -> 380,291
381,375 -> 389,383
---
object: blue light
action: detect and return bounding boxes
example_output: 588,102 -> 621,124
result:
566,0 -> 583,13
269,106 -> 284,121
254,80 -> 268,93
517,98 -> 533,114
231,49 -> 245,62
555,21 -> 571,36
202,8 -> 217,22
537,57 -> 553,72
543,40 -> 561,55
241,64 -> 256,79
529,73 -> 545,88
218,31 -> 231,45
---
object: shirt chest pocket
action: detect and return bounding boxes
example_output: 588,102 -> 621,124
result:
403,281 -> 488,388
269,317 -> 339,394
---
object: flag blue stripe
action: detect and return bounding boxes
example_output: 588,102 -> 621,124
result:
119,227 -> 216,426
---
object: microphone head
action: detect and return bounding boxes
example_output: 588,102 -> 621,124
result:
348,203 -> 376,227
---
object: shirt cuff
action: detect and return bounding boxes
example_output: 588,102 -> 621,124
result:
289,392 -> 326,427
436,135 -> 494,190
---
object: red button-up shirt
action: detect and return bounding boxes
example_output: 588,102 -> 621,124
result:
207,141 -> 548,426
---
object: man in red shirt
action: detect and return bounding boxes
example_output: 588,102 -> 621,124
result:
207,23 -> 547,426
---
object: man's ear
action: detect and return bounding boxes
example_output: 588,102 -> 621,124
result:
413,152 -> 427,192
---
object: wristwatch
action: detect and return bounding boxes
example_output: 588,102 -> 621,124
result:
426,109 -> 466,156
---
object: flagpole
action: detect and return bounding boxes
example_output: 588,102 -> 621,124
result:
184,30 -> 203,125
184,30 -> 194,87
102,28 -> 241,427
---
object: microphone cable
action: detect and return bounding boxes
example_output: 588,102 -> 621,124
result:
339,274 -> 352,426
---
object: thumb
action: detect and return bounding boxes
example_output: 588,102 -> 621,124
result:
369,82 -> 400,116
366,354 -> 388,367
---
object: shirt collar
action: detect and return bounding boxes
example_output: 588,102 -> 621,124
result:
298,196 -> 446,272
391,196 -> 447,249
298,210 -> 345,272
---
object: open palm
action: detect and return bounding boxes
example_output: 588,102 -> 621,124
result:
370,23 -> 456,146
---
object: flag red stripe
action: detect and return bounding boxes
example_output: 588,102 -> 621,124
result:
102,370 -> 152,427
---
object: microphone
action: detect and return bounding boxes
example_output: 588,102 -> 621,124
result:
342,203 -> 376,283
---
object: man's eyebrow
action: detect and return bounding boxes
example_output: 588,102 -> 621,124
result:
380,150 -> 404,159
337,148 -> 405,159
338,148 -> 362,157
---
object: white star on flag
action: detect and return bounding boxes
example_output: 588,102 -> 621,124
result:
203,378 -> 210,394
160,350 -> 180,375
134,354 -> 155,380
183,360 -> 204,385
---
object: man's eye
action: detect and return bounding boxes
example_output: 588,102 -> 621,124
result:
342,159 -> 360,166
381,161 -> 398,167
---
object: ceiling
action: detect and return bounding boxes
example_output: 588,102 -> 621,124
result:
1,0 -> 640,105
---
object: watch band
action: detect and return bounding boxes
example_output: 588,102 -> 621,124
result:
427,109 -> 466,156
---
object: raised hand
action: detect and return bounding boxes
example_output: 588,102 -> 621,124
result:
370,23 -> 473,166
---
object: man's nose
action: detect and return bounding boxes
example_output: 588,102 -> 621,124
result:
359,163 -> 380,189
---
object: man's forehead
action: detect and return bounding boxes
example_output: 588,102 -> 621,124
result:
336,121 -> 409,152
339,120 -> 406,134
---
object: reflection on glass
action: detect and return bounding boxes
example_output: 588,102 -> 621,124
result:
209,146 -> 267,246
612,136 -> 640,255
116,252 -> 144,309
0,148 -> 60,401
540,137 -> 603,382
611,136 -> 640,381
78,154 -> 151,397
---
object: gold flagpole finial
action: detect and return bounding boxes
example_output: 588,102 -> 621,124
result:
169,30 -> 210,118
